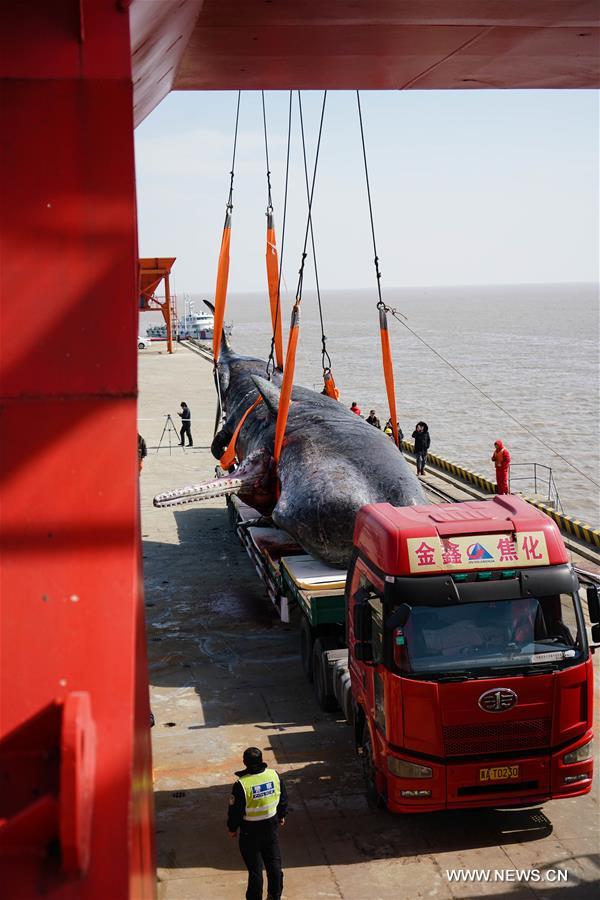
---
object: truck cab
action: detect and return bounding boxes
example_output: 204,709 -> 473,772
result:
348,496 -> 595,813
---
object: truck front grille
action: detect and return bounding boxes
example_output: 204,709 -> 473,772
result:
443,718 -> 551,756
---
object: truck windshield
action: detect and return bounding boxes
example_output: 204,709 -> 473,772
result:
396,593 -> 585,677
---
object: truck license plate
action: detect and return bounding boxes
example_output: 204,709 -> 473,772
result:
479,765 -> 520,782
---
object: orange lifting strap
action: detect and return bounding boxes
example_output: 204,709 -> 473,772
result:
213,92 -> 240,363
322,369 -> 339,400
212,210 -> 232,363
355,91 -> 399,448
266,212 -> 284,370
379,305 -> 400,447
273,303 -> 300,464
219,396 -> 262,469
273,90 -> 327,466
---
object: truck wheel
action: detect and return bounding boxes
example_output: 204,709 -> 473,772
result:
300,616 -> 314,682
312,638 -> 338,712
361,722 -> 386,810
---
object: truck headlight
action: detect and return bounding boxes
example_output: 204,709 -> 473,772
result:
387,756 -> 432,778
562,739 -> 593,765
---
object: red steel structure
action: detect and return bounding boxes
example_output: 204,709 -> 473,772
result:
0,3 -> 154,898
0,1 -> 598,898
139,257 -> 177,354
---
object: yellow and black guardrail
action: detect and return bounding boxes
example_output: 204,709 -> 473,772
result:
401,443 -> 497,494
401,441 -> 600,551
520,498 -> 600,550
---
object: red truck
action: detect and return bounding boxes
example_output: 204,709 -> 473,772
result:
348,495 -> 597,812
231,493 -> 598,813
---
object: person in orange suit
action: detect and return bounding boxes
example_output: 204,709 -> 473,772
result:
492,439 -> 511,494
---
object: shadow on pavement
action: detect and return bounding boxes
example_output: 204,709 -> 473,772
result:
154,771 -> 555,872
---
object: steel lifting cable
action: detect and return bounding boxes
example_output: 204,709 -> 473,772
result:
262,91 -> 285,370
266,91 -> 293,379
227,91 -> 241,211
294,92 -> 327,320
217,93 -> 274,465
356,90 -> 400,448
297,92 -> 335,389
213,90 -> 241,367
273,91 -> 328,464
262,91 -> 274,214
212,91 -> 241,435
220,94 -> 288,464
381,305 -> 600,489
354,95 -> 596,492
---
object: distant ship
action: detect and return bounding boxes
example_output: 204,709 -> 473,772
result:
146,309 -> 232,341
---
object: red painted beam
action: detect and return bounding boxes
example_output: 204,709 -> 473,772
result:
0,2 -> 155,896
173,1 -> 600,91
130,0 -> 203,125
128,1 -> 599,121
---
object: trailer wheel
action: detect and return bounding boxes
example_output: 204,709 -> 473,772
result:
299,616 -> 314,682
361,721 -> 386,810
312,638 -> 338,712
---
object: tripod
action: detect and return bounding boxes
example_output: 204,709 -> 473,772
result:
157,414 -> 180,455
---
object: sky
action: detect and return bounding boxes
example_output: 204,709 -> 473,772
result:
134,90 -> 599,294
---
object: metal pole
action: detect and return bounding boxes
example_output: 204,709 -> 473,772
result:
165,272 -> 173,354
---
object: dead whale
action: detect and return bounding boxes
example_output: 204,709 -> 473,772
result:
154,327 -> 427,566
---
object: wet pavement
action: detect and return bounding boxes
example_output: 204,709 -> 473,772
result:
138,342 -> 599,899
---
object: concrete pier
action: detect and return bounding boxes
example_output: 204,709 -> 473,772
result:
138,343 -> 599,899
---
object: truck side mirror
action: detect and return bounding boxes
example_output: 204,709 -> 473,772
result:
591,623 -> 600,644
353,602 -> 372,641
354,641 -> 374,663
587,585 -> 600,624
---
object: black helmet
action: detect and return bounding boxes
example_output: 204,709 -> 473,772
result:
243,747 -> 263,770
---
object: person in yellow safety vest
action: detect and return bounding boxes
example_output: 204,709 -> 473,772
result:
227,747 -> 288,900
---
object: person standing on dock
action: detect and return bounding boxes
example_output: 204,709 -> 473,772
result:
137,433 -> 147,473
412,422 -> 430,476
178,401 -> 193,447
350,401 -> 362,416
227,747 -> 287,900
384,419 -> 404,443
366,409 -> 381,428
492,439 -> 511,494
